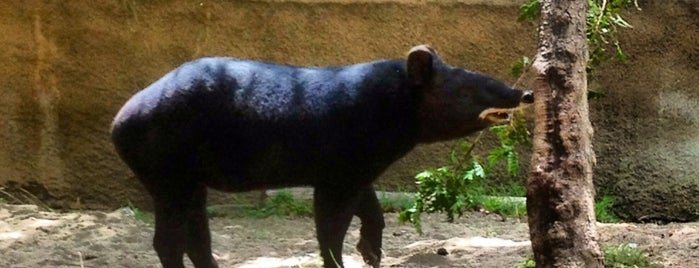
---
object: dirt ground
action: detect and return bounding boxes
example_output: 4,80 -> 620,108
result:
1,204 -> 698,268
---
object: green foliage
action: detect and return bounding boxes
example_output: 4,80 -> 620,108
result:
596,195 -> 621,223
587,0 -> 637,67
516,256 -> 537,268
510,56 -> 531,77
604,243 -> 650,268
400,120 -> 532,233
518,0 -> 540,21
244,191 -> 313,218
399,139 -> 486,233
126,201 -> 143,220
518,0 -> 638,69
488,111 -> 531,176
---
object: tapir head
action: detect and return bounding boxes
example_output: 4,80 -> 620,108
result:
407,45 -> 533,143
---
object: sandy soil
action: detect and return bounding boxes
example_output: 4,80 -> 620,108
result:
1,204 -> 698,268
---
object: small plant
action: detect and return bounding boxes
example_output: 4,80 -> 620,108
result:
516,256 -> 537,268
511,56 -> 531,78
244,191 -> 313,218
126,200 -> 153,223
400,105 -> 532,233
399,138 -> 486,233
595,195 -> 621,223
604,243 -> 649,268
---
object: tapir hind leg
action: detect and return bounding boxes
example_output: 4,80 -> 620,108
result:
184,185 -> 218,268
148,176 -> 218,268
151,189 -> 188,268
313,186 -> 362,268
354,186 -> 384,268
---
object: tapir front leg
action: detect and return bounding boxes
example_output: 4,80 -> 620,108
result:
354,186 -> 384,268
313,186 -> 361,268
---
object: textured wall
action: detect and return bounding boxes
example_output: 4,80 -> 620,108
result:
588,0 -> 699,221
1,0 -> 697,221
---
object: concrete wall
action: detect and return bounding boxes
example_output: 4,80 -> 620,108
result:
0,0 -> 697,221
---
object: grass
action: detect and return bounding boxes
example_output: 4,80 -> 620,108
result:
124,190 -> 314,223
469,181 -> 621,222
474,181 -> 528,218
483,181 -> 528,197
515,243 -> 650,268
125,185 -> 617,224
478,195 -> 527,218
379,191 -> 415,213
604,243 -> 650,268
596,195 -> 621,223
0,186 -> 53,211
241,190 -> 313,218
126,200 -> 154,223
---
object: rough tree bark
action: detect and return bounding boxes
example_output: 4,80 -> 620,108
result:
527,0 -> 604,267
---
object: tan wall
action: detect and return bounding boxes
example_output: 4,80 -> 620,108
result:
1,0 -> 697,221
588,0 -> 699,221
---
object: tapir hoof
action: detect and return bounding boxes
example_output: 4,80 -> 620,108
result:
356,238 -> 381,268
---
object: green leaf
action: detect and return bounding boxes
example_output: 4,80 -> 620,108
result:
462,169 -> 475,181
490,125 -> 509,141
614,41 -> 627,62
472,162 -> 485,178
518,0 -> 540,21
510,56 -> 531,77
448,146 -> 458,164
488,146 -> 508,167
415,170 -> 433,180
506,151 -> 520,176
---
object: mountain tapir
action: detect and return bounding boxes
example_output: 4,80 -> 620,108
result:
111,45 -> 533,268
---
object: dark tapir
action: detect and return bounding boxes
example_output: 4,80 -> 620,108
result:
111,45 -> 533,268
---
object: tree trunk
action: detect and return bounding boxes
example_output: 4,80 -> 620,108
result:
526,0 -> 604,267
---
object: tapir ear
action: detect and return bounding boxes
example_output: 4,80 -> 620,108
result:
407,45 -> 436,87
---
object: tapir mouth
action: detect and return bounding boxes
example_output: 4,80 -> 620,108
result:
479,108 -> 516,125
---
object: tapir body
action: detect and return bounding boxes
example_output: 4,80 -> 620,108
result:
111,45 -> 532,268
